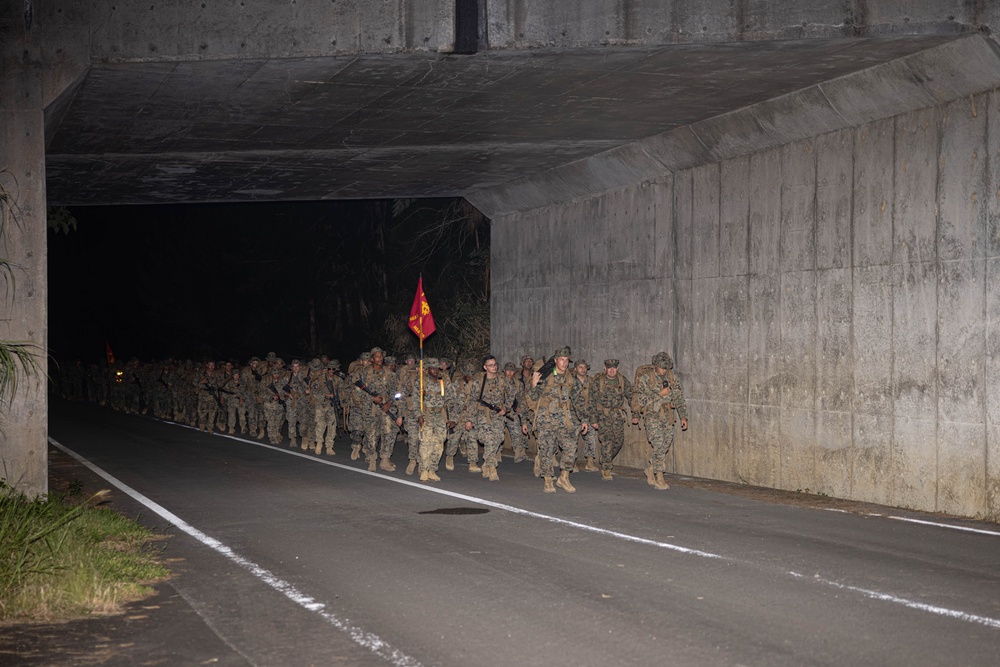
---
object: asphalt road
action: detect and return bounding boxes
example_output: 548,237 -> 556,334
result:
45,400 -> 1000,667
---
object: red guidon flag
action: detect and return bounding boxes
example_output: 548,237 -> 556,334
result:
105,339 -> 116,365
408,277 -> 436,341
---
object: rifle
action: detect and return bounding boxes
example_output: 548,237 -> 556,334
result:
202,382 -> 224,409
267,382 -> 282,402
354,378 -> 400,418
536,356 -> 556,383
325,378 -> 342,411
476,373 -> 514,421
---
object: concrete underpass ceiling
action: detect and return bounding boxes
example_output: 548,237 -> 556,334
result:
46,35 -> 958,208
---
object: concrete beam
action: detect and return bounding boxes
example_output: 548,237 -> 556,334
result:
469,34 -> 1000,219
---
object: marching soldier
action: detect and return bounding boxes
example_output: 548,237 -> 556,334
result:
526,346 -> 589,493
633,352 -> 688,490
409,358 -> 457,481
588,359 -> 634,480
462,355 -> 514,481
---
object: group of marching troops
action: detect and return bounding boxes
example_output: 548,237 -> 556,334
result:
57,345 -> 687,493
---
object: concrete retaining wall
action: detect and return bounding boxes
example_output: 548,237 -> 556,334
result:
492,92 -> 1000,519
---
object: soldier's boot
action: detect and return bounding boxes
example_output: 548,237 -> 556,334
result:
406,459 -> 417,476
419,470 -> 429,482
486,465 -> 499,482
301,439 -> 311,451
601,469 -> 613,481
653,472 -> 670,490
468,461 -> 482,473
427,470 -> 441,482
556,470 -> 576,493
289,437 -> 298,448
256,430 -> 265,440
533,454 -> 541,478
350,445 -> 361,461
513,448 -> 527,464
380,457 -> 397,472
325,446 -> 335,456
645,464 -> 655,486
314,442 -> 322,455
445,455 -> 455,471
543,476 -> 556,493
367,456 -> 377,472
584,457 -> 598,472
228,426 -> 235,434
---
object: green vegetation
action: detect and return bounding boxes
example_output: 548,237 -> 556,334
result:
0,484 -> 168,622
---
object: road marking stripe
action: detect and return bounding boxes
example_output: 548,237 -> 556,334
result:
789,572 -> 1000,629
824,507 -> 1000,537
81,424 -> 1000,632
49,437 -> 424,667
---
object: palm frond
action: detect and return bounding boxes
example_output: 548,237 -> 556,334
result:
0,340 -> 41,404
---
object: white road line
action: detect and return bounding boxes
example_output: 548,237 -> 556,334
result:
886,515 -> 1000,537
789,572 -> 1000,630
49,437 -> 424,667
824,507 -> 1000,537
66,424 -> 1000,633
202,428 -> 1000,631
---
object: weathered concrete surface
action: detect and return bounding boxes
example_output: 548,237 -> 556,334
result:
1,10 -> 49,498
492,88 -> 1000,519
6,1 -> 1000,507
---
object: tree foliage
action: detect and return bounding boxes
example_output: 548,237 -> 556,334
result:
50,198 -> 491,365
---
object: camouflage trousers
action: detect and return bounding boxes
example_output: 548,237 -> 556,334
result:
417,412 -> 448,472
403,417 -> 418,462
363,409 -> 397,461
284,398 -> 313,444
580,424 -> 598,460
349,403 -> 365,445
263,400 -> 285,444
469,417 -> 505,467
246,401 -> 262,435
505,414 -> 528,455
536,420 -> 579,478
197,394 -> 219,430
444,430 -> 461,457
226,399 -> 246,433
645,417 -> 675,473
314,403 -> 338,451
596,411 -> 627,471
151,389 -> 172,419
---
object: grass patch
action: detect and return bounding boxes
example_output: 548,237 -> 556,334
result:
0,484 -> 169,623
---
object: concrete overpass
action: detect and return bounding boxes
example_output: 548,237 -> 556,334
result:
2,2 -> 999,518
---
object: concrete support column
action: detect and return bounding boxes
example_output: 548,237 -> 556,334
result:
1,6 -> 49,497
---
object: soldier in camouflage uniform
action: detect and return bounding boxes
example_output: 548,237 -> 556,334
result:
526,346 -> 590,493
588,359 -> 634,480
313,360 -> 343,455
282,359 -> 312,449
396,354 -> 420,475
409,358 -> 457,481
573,359 -> 600,472
633,352 -> 688,490
348,352 -> 371,460
355,347 -> 403,472
224,369 -> 248,434
462,355 -> 514,481
194,360 -> 224,432
442,361 -> 467,470
503,361 -> 529,463
263,367 -> 287,444
242,357 -> 265,439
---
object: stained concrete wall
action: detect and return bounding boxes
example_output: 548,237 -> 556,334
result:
491,91 -> 1000,519
1,8 -> 50,498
